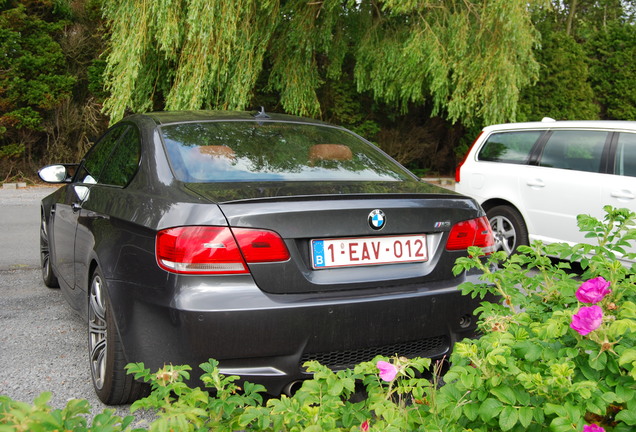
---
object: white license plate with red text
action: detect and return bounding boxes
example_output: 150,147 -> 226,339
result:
311,235 -> 428,269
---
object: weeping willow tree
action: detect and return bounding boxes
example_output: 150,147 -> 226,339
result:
102,0 -> 547,125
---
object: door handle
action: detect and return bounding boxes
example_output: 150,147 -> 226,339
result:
526,179 -> 545,188
86,211 -> 109,220
72,202 -> 82,212
610,190 -> 635,200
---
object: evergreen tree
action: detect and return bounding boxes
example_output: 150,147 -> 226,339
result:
517,30 -> 599,121
0,3 -> 75,167
586,22 -> 636,120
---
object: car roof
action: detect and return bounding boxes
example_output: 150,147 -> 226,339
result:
483,119 -> 636,133
138,110 -> 332,127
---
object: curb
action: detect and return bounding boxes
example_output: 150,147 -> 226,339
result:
2,183 -> 28,190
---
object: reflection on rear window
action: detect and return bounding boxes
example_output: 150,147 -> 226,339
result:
160,121 -> 411,182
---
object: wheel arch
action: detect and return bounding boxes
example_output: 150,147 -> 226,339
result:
83,259 -> 100,316
480,198 -> 520,215
89,259 -> 100,283
480,198 -> 533,232
481,199 -> 532,255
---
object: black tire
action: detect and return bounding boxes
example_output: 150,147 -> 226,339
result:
486,205 -> 529,255
40,212 -> 59,288
88,268 -> 149,404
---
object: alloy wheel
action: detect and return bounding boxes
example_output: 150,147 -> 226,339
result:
89,274 -> 108,390
40,218 -> 51,281
489,214 -> 517,255
40,215 -> 59,288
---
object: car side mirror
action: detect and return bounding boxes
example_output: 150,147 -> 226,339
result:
38,165 -> 71,183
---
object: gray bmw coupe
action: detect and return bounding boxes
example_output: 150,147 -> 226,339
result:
38,110 -> 494,404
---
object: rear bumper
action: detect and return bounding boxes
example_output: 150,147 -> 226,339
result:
106,273 -> 488,394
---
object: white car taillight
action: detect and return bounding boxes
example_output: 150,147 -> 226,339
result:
455,131 -> 483,184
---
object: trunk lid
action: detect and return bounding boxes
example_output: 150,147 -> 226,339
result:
186,181 -> 482,294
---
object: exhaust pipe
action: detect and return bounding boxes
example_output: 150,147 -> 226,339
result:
283,380 -> 303,396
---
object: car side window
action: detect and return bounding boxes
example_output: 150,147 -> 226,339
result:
539,130 -> 607,173
77,126 -> 127,184
615,133 -> 636,177
477,131 -> 542,164
99,126 -> 141,187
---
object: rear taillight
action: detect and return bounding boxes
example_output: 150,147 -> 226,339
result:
455,131 -> 483,183
446,216 -> 495,254
232,228 -> 290,263
156,226 -> 290,274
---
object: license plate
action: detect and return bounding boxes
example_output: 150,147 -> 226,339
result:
311,234 -> 428,269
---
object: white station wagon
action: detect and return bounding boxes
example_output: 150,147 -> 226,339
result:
455,119 -> 636,256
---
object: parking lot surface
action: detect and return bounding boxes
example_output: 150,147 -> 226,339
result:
0,186 -> 151,423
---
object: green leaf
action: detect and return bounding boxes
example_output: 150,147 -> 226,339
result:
564,402 -> 583,423
579,362 -> 601,381
616,384 -> 635,404
534,407 -> 545,425
463,401 -> 480,421
33,392 -> 53,406
516,340 -> 543,362
550,416 -> 576,432
619,302 -> 636,319
328,380 -> 344,396
479,398 -> 503,422
619,349 -> 636,367
491,386 -> 517,405
602,391 -> 618,403
616,408 -> 636,425
519,407 -> 533,428
499,406 -> 518,431
608,319 -> 636,337
545,403 -> 566,417
589,351 -> 608,371
515,389 -> 531,406
585,398 -> 606,416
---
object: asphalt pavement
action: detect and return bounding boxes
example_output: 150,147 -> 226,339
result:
0,185 -> 55,271
0,185 -> 153,425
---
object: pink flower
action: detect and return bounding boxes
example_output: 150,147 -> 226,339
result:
571,305 -> 603,336
376,360 -> 398,381
360,420 -> 370,431
583,424 -> 605,432
576,277 -> 611,304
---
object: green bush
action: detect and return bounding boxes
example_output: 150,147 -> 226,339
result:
1,207 -> 634,431
441,206 -> 636,432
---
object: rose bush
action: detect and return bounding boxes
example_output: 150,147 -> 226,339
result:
445,206 -> 636,432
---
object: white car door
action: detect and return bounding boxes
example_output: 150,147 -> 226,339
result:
601,132 -> 636,262
519,130 -> 609,246
604,132 -> 636,211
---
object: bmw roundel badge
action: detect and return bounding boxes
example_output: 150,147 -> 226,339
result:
368,209 -> 386,230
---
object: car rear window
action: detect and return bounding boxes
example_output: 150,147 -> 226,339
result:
160,121 -> 413,182
477,131 -> 541,164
